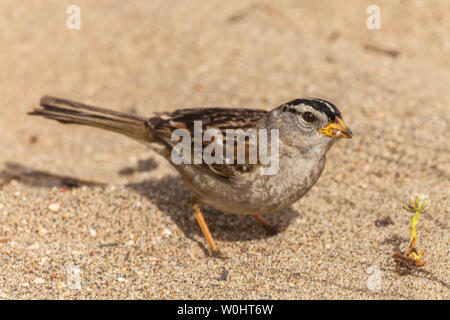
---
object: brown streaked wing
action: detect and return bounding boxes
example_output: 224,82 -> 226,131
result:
146,107 -> 268,180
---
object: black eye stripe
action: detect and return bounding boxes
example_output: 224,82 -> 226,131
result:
280,106 -> 317,123
281,98 -> 341,121
281,105 -> 300,113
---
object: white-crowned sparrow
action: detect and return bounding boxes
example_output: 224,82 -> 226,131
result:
29,96 -> 352,257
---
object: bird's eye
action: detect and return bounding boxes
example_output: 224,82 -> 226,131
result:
302,112 -> 316,123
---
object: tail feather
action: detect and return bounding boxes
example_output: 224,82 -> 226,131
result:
29,96 -> 152,142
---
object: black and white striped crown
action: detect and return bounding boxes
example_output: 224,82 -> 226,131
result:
281,98 -> 342,121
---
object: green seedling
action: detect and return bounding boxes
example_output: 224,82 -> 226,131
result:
395,195 -> 432,267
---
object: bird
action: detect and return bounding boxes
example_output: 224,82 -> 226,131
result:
29,96 -> 352,258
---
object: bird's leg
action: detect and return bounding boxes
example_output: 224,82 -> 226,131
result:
252,214 -> 278,235
191,199 -> 225,258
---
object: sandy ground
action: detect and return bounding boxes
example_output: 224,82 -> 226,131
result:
0,0 -> 449,299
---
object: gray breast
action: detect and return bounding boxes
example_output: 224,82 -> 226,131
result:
175,154 -> 327,215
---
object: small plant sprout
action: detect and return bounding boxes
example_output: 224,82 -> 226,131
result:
400,194 -> 432,267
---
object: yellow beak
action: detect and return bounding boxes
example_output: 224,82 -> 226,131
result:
318,116 -> 353,139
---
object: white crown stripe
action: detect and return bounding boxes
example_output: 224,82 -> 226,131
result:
312,98 -> 335,115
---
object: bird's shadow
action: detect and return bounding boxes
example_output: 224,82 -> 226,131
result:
1,160 -> 298,243
0,162 -> 105,188
126,175 -> 297,242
